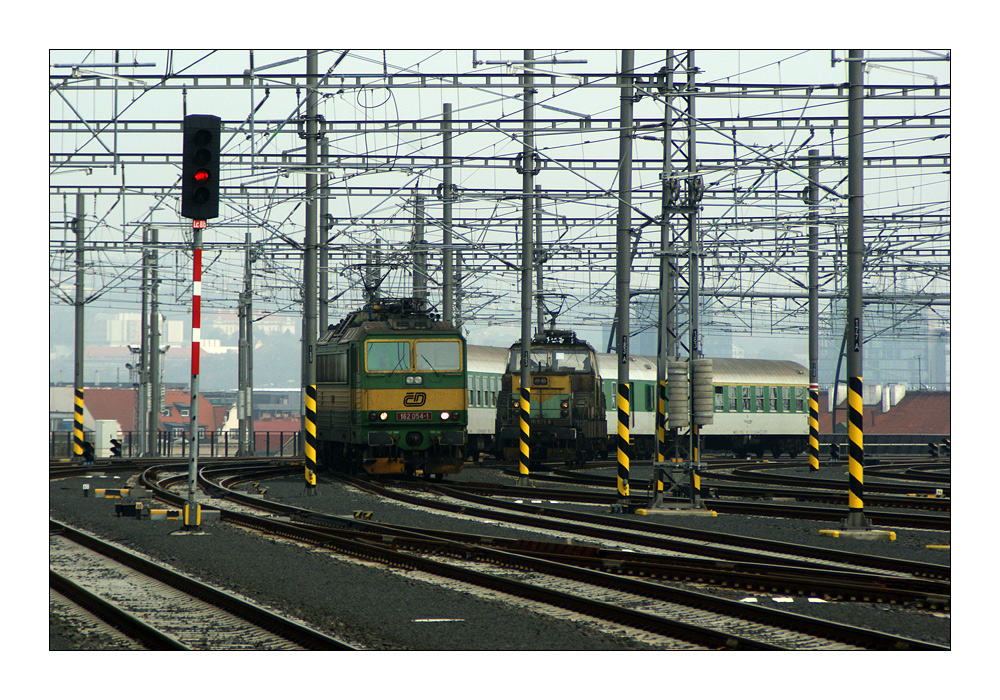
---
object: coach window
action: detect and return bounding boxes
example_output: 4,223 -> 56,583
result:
741,386 -> 751,412
783,387 -> 792,412
366,341 -> 411,372
769,386 -> 778,412
714,385 -> 725,412
728,386 -> 738,412
756,387 -> 764,412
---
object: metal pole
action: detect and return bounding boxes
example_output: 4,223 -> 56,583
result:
303,49 -> 319,492
442,102 -> 454,325
320,136 -> 330,331
807,149 -> 821,471
535,185 -> 544,335
845,49 -> 868,529
148,228 -> 160,456
73,194 -> 85,461
138,225 -> 148,457
517,49 -> 535,486
615,49 -> 634,509
242,49 -> 256,458
653,50 -> 675,504
177,221 -> 204,534
413,193 -> 427,304
685,50 -> 703,508
238,238 -> 250,455
455,242 -> 463,331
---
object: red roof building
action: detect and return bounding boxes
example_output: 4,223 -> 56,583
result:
251,418 -> 301,455
74,388 -> 226,434
818,390 -> 950,435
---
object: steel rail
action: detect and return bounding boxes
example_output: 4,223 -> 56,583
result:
142,465 -> 780,649
192,464 -> 947,649
50,569 -> 188,650
337,475 -> 949,580
50,519 -> 357,650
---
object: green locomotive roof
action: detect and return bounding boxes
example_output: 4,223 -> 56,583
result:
319,298 -> 459,347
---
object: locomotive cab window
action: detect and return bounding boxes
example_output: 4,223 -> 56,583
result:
416,340 -> 462,372
508,349 -> 549,373
551,349 -> 592,373
365,341 -> 411,372
318,352 -> 348,383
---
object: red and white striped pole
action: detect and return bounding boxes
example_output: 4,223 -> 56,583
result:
178,220 -> 205,533
192,243 -> 201,377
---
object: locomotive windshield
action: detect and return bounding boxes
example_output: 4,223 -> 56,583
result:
416,340 -> 462,372
507,347 -> 592,373
365,339 -> 463,373
365,341 -> 411,372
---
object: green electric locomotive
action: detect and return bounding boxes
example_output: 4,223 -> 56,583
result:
494,329 -> 607,466
315,299 -> 468,476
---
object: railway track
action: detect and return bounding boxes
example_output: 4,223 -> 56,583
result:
142,463 -> 947,649
49,520 -> 356,651
511,461 -> 950,527
333,474 -> 948,581
51,462 -> 949,650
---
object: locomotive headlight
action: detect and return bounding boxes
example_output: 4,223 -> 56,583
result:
379,412 -> 389,421
560,400 -> 569,409
440,411 -> 450,421
405,375 -> 423,385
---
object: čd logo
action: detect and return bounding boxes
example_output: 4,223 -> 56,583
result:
404,392 -> 427,407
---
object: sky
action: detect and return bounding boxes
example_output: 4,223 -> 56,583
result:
47,47 -> 952,387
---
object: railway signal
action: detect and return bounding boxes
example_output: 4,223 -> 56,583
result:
181,114 -> 222,220
110,438 -> 122,458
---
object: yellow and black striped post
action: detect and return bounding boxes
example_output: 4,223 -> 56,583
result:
651,380 -> 667,505
73,388 -> 85,461
845,375 -> 867,528
808,384 -> 820,470
518,386 -> 531,483
690,422 -> 701,506
843,50 -> 868,531
616,383 -> 630,504
304,384 -> 318,493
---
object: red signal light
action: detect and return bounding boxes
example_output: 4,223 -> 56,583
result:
194,169 -> 210,182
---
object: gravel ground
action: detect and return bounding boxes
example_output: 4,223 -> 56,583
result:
49,472 -> 670,651
48,463 -> 951,651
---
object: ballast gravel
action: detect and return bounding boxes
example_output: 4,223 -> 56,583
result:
48,463 -> 950,650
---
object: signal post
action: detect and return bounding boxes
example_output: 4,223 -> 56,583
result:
173,114 -> 221,536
